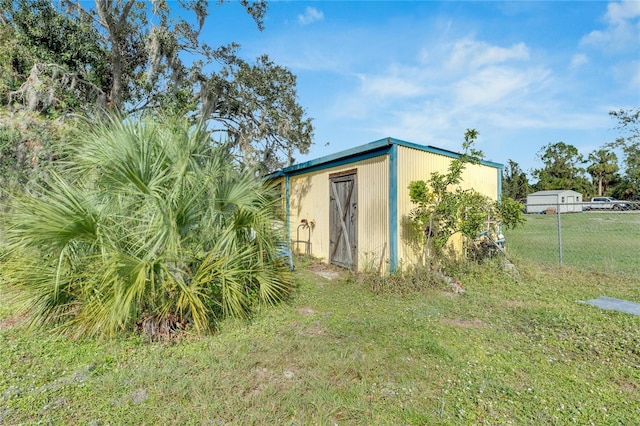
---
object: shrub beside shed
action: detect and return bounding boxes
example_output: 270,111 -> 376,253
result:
526,190 -> 583,214
267,137 -> 502,273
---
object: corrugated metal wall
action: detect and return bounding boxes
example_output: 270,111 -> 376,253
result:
287,155 -> 389,271
396,146 -> 500,267
288,169 -> 327,258
281,143 -> 499,272
354,155 -> 389,272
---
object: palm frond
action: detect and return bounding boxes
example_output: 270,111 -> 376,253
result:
1,114 -> 293,338
5,174 -> 99,249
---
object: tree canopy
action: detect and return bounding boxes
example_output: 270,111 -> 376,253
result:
532,142 -> 592,196
0,0 -> 312,172
586,149 -> 618,197
502,159 -> 529,201
608,108 -> 640,199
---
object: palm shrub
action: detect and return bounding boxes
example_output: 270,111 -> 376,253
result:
1,116 -> 292,338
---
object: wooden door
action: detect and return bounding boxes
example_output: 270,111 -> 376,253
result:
329,170 -> 357,269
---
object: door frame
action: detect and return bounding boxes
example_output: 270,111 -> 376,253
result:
329,169 -> 358,270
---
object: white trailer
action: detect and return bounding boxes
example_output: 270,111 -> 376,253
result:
526,190 -> 583,214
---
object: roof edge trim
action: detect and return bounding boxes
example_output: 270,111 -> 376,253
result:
271,137 -> 503,177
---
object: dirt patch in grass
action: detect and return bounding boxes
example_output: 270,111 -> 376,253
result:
0,312 -> 29,331
299,325 -> 326,336
297,307 -> 317,316
294,307 -> 326,336
441,317 -> 486,328
306,261 -> 346,281
617,379 -> 639,393
439,290 -> 462,297
501,300 -> 528,308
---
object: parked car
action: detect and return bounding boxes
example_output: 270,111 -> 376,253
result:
584,197 -> 630,211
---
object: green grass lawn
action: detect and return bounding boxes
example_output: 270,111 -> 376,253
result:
504,212 -> 640,276
2,259 -> 639,424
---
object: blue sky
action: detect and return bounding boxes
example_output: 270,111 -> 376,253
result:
204,1 -> 640,177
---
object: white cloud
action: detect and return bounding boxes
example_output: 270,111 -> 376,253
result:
357,66 -> 426,98
447,39 -> 530,70
570,53 -> 589,69
605,0 -> 640,24
365,66 -> 557,146
297,7 -> 324,25
453,66 -> 550,107
611,59 -> 640,89
580,0 -> 640,52
332,36 -> 544,126
360,75 -> 425,98
324,29 -> 603,162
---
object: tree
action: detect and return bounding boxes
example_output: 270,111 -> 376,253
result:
608,108 -> 640,199
610,108 -> 640,141
0,6 -> 100,202
0,109 -> 81,204
502,159 -> 529,200
586,149 -> 618,196
0,0 -> 313,172
201,49 -> 313,172
532,142 -> 592,196
408,129 -> 524,264
0,0 -> 108,113
1,116 -> 292,338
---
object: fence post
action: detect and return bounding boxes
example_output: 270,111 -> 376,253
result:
557,196 -> 563,266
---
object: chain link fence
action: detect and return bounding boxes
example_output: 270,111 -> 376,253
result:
503,202 -> 640,276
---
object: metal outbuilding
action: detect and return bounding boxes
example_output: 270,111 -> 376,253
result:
526,190 -> 583,214
268,137 -> 503,273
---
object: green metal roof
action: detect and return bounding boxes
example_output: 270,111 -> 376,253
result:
267,137 -> 503,179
